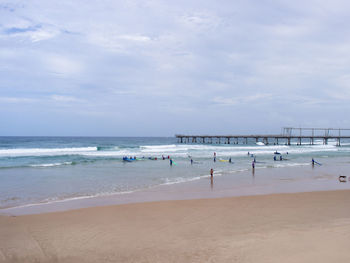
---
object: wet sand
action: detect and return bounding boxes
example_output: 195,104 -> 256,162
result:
1,190 -> 350,263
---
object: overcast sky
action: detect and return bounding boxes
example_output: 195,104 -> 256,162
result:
1,0 -> 350,136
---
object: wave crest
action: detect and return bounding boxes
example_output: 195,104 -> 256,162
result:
0,147 -> 97,157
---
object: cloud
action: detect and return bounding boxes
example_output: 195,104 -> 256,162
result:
1,0 -> 350,135
0,96 -> 36,103
112,90 -> 137,95
118,34 -> 152,42
212,93 -> 273,106
43,55 -> 84,76
2,21 -> 60,42
4,25 -> 41,34
51,95 -> 82,103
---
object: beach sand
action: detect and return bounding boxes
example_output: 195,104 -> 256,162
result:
1,190 -> 350,263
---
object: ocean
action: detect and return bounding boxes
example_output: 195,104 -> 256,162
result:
1,136 -> 350,210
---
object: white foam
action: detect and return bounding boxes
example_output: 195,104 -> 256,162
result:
162,176 -> 202,185
270,162 -> 310,168
30,162 -> 72,167
0,147 -> 97,157
140,144 -> 189,153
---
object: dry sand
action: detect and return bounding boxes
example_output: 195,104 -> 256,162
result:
1,190 -> 350,263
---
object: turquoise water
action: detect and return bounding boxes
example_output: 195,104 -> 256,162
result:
0,136 -> 349,209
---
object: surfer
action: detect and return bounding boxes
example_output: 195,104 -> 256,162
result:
210,168 -> 214,178
229,157 -> 232,163
280,155 -> 282,161
252,160 -> 255,169
170,159 -> 173,166
312,158 -> 315,167
190,158 -> 193,165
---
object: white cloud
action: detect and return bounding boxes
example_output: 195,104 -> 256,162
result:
213,93 -> 273,106
44,55 -> 83,76
51,95 -> 82,102
118,34 -> 151,42
178,11 -> 222,31
113,90 -> 137,95
0,96 -> 36,103
28,28 -> 59,42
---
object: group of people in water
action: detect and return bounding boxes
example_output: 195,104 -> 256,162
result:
123,151 -> 340,184
123,155 -> 171,161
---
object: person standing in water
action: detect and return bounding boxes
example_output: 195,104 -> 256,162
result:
190,158 -> 193,165
170,158 -> 173,166
229,157 -> 232,163
210,168 -> 214,179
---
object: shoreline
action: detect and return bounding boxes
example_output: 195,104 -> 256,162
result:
1,189 -> 350,262
1,162 -> 350,216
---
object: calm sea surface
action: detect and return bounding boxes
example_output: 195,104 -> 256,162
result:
1,136 -> 349,208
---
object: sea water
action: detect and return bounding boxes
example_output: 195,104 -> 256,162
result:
0,136 -> 349,209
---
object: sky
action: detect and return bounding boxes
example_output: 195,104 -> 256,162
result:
1,0 -> 350,136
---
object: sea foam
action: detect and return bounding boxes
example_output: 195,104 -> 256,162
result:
0,147 -> 97,157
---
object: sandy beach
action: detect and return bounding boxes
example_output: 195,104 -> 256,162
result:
1,189 -> 350,263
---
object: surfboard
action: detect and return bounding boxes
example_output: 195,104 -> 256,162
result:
314,161 -> 322,165
219,159 -> 229,162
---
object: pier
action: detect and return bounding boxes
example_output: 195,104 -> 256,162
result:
175,127 -> 350,146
